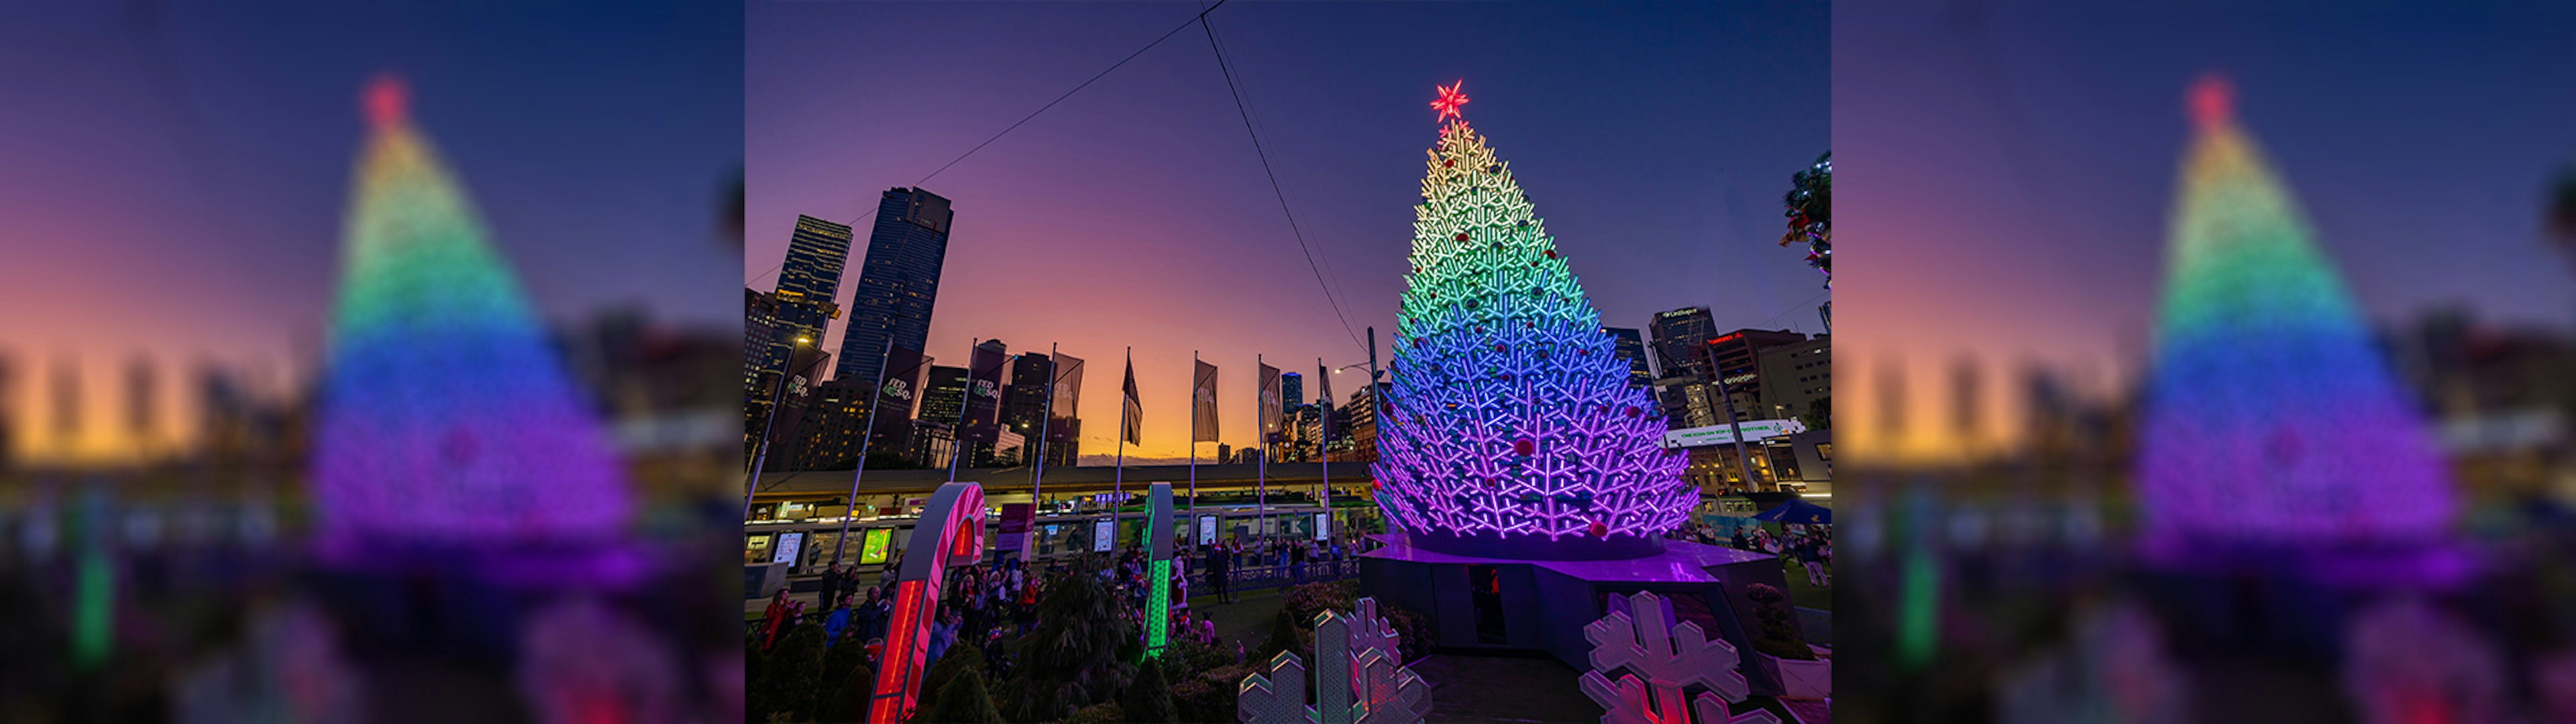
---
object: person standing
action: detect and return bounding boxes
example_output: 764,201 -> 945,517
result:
820,563 -> 844,615
1207,540 -> 1232,604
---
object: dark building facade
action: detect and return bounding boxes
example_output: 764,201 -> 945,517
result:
1705,328 -> 1809,411
1757,334 -> 1831,426
1648,307 -> 1719,381
920,365 -> 969,426
836,188 -> 954,387
1605,326 -> 1654,387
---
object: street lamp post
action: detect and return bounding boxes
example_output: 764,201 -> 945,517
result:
745,336 -> 812,523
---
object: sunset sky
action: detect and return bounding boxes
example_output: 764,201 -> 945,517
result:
0,3 -> 741,465
747,1 -> 1831,463
1836,5 -> 2576,465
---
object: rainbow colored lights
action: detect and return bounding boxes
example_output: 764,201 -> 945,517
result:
2134,76 -> 2455,549
1371,83 -> 1694,548
309,75 -> 632,550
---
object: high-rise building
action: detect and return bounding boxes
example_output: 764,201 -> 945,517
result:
1284,404 -> 1321,463
1604,326 -> 1654,387
1704,328 -> 1807,409
836,188 -> 954,386
753,216 -> 852,391
1004,353 -> 1053,444
745,288 -> 782,419
1281,371 -> 1305,410
920,365 -> 969,425
1756,333 -> 1831,426
786,379 -> 870,470
1648,307 -> 1718,381
1328,381 -> 1394,463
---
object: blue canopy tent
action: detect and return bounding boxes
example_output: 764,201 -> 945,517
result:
1752,499 -> 1833,526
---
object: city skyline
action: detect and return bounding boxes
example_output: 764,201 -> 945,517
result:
747,1 -> 1829,461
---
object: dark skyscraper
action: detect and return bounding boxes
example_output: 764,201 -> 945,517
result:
836,187 -> 953,386
1648,307 -> 1718,381
1003,353 -> 1053,441
920,365 -> 969,426
1281,371 -> 1304,410
1604,326 -> 1654,387
748,215 -> 853,434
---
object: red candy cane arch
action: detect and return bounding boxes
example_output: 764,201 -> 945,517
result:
867,481 -> 987,723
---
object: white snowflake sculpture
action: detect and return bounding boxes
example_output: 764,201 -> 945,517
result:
1240,600 -> 1432,724
517,597 -> 686,724
1578,591 -> 1778,724
2341,595 -> 2508,724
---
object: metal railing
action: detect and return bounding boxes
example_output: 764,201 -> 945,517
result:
1183,558 -> 1360,594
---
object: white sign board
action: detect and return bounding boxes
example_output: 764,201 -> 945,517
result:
1093,518 -> 1114,552
1198,515 -> 1219,546
1662,418 -> 1807,448
1314,513 -> 1330,540
768,532 -> 804,566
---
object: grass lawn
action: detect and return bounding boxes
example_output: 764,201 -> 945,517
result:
1779,557 -> 1834,612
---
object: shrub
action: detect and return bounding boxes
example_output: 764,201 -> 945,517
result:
1120,658 -> 1179,723
918,642 -> 988,715
1254,609 -> 1309,664
818,663 -> 873,723
1746,583 -> 1817,661
1281,581 -> 1360,628
816,633 -> 869,715
1171,664 -> 1253,723
1374,603 -> 1436,664
1164,637 -> 1234,677
921,668 -> 1006,724
751,623 -> 826,723
1059,703 -> 1126,724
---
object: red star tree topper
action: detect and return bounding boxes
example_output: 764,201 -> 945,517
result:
1431,80 -> 1469,123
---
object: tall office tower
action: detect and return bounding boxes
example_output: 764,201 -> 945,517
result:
1648,307 -> 1719,381
1703,328 -> 1807,410
836,187 -> 954,386
752,216 -> 852,400
1281,371 -> 1305,411
1003,353 -> 1054,442
919,365 -> 969,425
743,288 -> 782,430
1604,326 -> 1654,387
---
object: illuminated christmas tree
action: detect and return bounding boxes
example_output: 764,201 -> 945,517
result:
1373,82 -> 1693,548
310,74 -> 632,551
2135,76 -> 2454,550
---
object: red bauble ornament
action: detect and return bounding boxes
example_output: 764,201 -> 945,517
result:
1513,438 -> 1534,457
1493,343 -> 1508,353
1544,249 -> 1558,259
1625,406 -> 1642,418
1444,158 -> 1455,168
1455,232 -> 1469,242
1589,520 -> 1608,538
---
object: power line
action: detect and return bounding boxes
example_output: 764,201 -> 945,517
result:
914,1 -> 1230,187
1200,11 -> 1371,357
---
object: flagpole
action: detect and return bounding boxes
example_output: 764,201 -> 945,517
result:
1114,346 -> 1130,553
1256,353 -> 1267,542
1188,350 -> 1199,554
833,339 -> 895,567
1318,357 -> 1331,546
949,338 -> 977,485
1032,342 -> 1057,517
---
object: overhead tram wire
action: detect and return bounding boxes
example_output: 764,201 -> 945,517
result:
1199,11 -> 1371,359
1201,15 -> 1368,353
912,1 -> 1230,188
